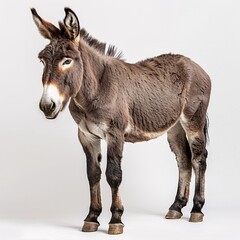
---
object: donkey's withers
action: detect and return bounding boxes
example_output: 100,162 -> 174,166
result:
31,8 -> 211,235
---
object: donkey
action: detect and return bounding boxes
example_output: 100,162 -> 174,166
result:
31,8 -> 211,234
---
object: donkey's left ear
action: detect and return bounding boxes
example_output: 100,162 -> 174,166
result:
31,8 -> 60,40
63,8 -> 80,42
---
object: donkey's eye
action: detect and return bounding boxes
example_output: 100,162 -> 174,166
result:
62,58 -> 72,66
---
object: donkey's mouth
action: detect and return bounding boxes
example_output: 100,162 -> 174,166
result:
46,112 -> 59,119
45,105 -> 63,120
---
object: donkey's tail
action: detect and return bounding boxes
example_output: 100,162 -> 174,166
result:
204,116 -> 209,143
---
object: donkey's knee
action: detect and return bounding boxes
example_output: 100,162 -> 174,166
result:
106,160 -> 122,188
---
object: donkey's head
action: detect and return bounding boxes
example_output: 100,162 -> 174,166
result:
31,8 -> 83,119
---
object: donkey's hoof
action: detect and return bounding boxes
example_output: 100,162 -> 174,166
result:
189,212 -> 204,222
82,221 -> 99,232
108,223 -> 124,235
165,210 -> 183,219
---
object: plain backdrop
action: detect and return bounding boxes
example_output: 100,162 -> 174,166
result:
0,0 -> 240,239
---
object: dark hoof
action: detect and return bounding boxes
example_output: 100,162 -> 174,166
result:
108,223 -> 124,235
165,210 -> 183,219
189,212 -> 204,222
82,221 -> 99,232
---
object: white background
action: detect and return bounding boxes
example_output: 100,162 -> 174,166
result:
0,0 -> 240,239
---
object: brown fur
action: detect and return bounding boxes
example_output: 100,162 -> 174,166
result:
31,8 -> 211,234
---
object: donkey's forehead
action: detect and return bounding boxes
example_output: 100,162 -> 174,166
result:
38,38 -> 79,60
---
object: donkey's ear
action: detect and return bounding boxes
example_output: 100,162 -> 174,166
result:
63,8 -> 80,42
31,8 -> 60,40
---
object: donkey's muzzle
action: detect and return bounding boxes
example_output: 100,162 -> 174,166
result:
39,99 -> 57,118
40,84 -> 64,119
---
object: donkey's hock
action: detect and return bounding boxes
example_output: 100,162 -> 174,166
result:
31,7 -> 211,235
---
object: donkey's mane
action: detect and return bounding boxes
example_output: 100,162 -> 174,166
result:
58,22 -> 123,60
80,28 -> 124,60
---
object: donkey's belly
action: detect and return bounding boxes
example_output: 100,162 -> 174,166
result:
124,126 -> 168,143
78,118 -> 174,143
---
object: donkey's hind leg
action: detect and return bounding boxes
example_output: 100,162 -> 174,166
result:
166,122 -> 192,219
181,114 -> 208,222
78,130 -> 102,232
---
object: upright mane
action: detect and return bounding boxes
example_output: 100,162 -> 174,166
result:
80,28 -> 124,60
58,22 -> 123,59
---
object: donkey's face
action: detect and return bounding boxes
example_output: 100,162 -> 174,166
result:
31,8 -> 83,119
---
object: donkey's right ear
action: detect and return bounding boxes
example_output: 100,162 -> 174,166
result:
63,8 -> 80,42
31,8 -> 60,40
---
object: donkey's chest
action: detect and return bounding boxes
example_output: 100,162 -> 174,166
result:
78,119 -> 108,140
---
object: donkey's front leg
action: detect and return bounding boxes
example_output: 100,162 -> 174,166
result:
78,130 -> 102,232
106,131 -> 124,235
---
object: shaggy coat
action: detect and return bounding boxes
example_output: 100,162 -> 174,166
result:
31,8 -> 211,235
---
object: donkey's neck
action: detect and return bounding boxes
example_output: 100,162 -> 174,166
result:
75,40 -> 106,108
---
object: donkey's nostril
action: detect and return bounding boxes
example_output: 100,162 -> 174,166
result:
50,100 -> 56,111
39,101 -> 47,112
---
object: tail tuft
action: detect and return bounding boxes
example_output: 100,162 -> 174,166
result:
204,116 -> 209,143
